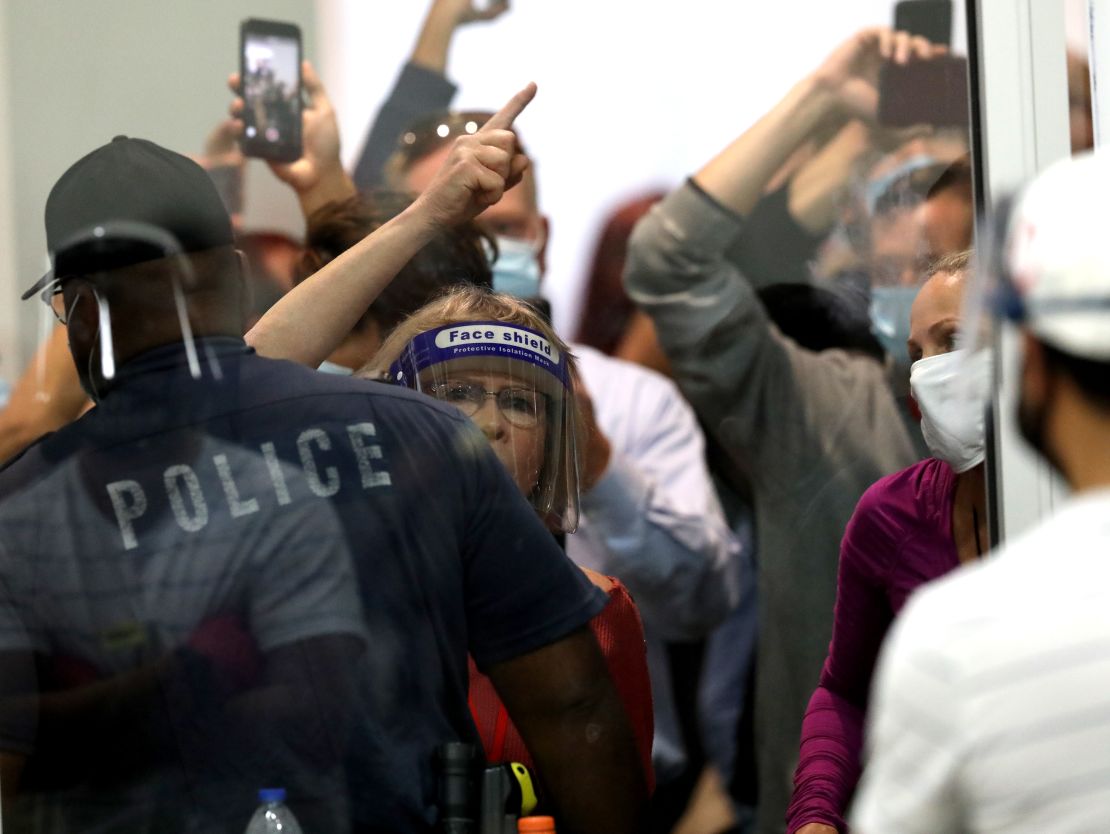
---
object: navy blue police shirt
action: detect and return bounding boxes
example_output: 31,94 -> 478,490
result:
0,338 -> 605,833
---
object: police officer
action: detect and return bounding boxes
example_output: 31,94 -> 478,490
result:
0,85 -> 647,834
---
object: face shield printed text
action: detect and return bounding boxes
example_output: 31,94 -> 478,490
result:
441,342 -> 561,376
105,422 -> 391,551
392,323 -> 570,389
434,324 -> 560,362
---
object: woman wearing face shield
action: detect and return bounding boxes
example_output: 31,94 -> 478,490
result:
368,284 -> 655,792
787,250 -> 989,834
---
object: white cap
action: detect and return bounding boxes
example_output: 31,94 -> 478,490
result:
1006,150 -> 1110,360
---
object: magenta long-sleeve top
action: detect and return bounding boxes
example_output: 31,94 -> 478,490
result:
785,458 -> 961,833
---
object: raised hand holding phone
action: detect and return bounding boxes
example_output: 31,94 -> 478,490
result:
412,82 -> 536,228
815,27 -> 946,123
238,19 -> 303,162
227,60 -> 353,216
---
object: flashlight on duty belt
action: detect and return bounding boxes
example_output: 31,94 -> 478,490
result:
436,742 -> 539,834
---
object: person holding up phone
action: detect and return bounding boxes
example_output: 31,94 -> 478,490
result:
622,28 -> 947,834
352,0 -> 509,191
229,59 -> 355,221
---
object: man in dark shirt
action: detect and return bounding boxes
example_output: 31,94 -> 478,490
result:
0,108 -> 646,832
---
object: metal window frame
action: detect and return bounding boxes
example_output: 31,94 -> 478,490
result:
967,0 -> 1071,544
1090,0 -> 1110,145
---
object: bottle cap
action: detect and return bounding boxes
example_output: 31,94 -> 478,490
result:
258,787 -> 286,804
518,817 -> 556,833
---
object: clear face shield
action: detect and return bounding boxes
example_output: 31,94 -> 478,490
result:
389,320 -> 581,533
24,220 -> 229,401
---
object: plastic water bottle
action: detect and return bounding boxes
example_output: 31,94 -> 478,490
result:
245,788 -> 304,834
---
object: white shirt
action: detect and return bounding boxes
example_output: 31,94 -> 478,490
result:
570,345 -> 741,639
851,488 -> 1110,834
569,344 -> 742,779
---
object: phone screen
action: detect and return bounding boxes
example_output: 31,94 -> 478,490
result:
240,20 -> 302,162
894,0 -> 952,47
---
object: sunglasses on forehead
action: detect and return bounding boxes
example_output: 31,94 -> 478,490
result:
394,110 -> 521,167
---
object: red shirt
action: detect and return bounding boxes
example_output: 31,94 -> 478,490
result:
468,577 -> 655,793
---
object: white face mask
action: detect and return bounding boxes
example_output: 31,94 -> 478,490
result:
910,349 -> 992,473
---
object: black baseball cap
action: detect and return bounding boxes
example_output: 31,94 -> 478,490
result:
22,136 -> 234,300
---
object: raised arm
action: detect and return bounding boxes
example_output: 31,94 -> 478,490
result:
695,29 -> 941,218
0,327 -> 90,465
624,29 -> 941,475
351,0 -> 509,190
244,83 -> 535,367
623,172 -> 808,480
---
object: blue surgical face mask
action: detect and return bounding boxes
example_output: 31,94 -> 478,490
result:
490,235 -> 542,299
870,285 -> 918,366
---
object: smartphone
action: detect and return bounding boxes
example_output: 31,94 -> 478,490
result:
894,0 -> 952,47
878,55 -> 970,128
239,18 -> 302,162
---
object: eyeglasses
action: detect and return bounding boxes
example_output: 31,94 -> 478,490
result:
39,278 -> 77,324
429,381 -> 546,428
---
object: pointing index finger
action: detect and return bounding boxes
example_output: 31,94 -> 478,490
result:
480,82 -> 538,133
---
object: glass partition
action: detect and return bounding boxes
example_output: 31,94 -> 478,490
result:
0,1 -> 1068,832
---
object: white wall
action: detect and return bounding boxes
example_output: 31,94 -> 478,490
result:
1067,0 -> 1091,49
0,0 -> 977,370
318,0 -> 968,336
0,7 -> 18,385
0,0 -> 315,373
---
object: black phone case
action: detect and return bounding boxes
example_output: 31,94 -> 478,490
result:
894,0 -> 953,47
878,56 -> 970,128
239,18 -> 303,163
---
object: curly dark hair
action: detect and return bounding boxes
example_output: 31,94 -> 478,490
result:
297,190 -> 494,336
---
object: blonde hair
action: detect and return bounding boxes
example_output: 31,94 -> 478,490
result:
366,285 -> 573,376
364,284 -> 584,530
926,248 -> 975,280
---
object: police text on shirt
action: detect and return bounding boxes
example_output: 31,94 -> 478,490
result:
105,422 -> 391,550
